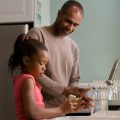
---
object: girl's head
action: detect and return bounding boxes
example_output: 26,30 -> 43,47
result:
8,34 -> 48,79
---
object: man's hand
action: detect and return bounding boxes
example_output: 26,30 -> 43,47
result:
62,86 -> 90,97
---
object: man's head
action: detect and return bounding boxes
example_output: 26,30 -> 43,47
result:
54,0 -> 84,36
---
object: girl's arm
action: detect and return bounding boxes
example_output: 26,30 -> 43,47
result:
22,78 -> 83,119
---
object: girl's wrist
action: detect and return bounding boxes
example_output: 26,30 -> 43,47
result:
59,105 -> 68,115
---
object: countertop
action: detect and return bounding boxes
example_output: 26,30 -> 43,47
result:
49,111 -> 120,120
49,116 -> 120,120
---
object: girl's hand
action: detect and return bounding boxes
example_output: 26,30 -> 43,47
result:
68,96 -> 87,112
60,96 -> 87,114
62,87 -> 93,108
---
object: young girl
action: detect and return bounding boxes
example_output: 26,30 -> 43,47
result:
8,34 -> 85,120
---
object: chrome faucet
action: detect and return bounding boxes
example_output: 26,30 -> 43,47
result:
106,56 -> 120,85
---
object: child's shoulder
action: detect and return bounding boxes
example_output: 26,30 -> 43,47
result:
14,73 -> 35,84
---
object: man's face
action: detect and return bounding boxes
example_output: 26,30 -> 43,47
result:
55,6 -> 83,36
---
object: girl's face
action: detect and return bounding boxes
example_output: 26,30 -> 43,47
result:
23,50 -> 48,79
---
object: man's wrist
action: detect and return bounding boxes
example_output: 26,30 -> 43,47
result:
62,87 -> 70,97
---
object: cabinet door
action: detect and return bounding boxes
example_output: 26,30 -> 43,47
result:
0,0 -> 34,23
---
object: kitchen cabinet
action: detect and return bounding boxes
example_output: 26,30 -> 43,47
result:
0,0 -> 34,23
0,0 -> 50,26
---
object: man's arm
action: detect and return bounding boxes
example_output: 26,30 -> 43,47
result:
37,74 -> 65,96
38,74 -> 93,108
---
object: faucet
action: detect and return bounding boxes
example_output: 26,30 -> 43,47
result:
106,56 -> 120,85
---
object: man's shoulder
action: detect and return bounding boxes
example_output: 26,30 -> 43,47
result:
29,26 -> 45,32
28,26 -> 47,38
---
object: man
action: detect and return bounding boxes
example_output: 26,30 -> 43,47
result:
27,0 -> 92,108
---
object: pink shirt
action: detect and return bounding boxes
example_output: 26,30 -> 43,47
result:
14,74 -> 45,120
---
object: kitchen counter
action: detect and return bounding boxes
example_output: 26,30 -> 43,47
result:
49,116 -> 120,120
49,111 -> 120,120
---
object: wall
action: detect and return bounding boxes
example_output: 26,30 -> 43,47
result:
35,0 -> 50,27
50,0 -> 120,83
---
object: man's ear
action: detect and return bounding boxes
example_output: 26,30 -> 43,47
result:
22,56 -> 30,66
